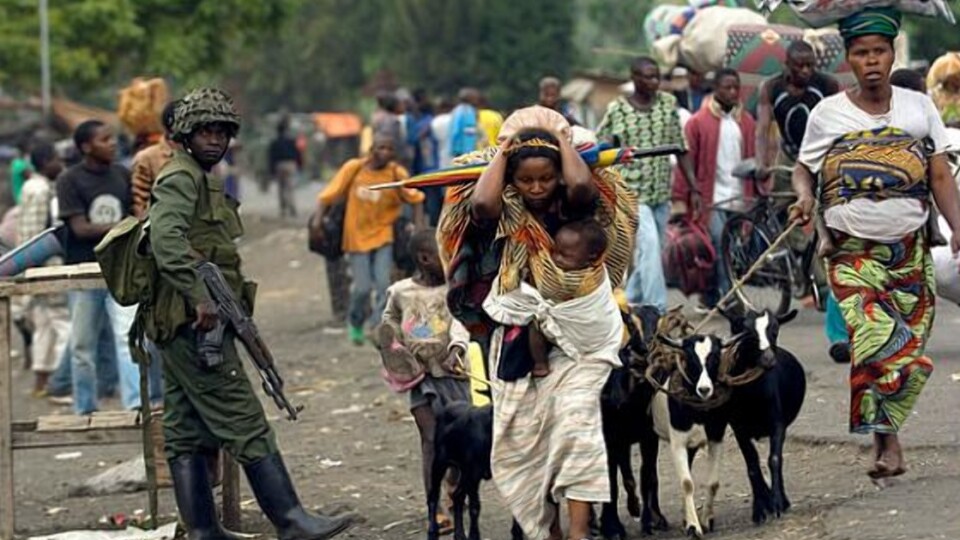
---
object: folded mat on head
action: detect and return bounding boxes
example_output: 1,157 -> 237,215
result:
754,0 -> 954,26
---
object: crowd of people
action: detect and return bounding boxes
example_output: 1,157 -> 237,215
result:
5,117 -> 171,415
2,4 -> 960,540
312,7 -> 960,539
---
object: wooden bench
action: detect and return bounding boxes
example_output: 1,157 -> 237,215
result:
13,411 -> 143,449
0,264 -> 241,539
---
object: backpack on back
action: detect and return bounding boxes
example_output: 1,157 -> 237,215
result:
94,216 -> 157,307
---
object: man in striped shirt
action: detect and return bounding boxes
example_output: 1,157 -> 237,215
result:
17,142 -> 67,396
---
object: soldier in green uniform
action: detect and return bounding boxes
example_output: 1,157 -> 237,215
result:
149,88 -> 352,540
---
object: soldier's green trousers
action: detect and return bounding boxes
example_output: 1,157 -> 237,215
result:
160,326 -> 277,464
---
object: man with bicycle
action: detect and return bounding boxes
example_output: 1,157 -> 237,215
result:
756,40 -> 840,194
758,40 -> 842,347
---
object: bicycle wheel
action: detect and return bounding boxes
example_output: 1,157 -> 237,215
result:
721,215 -> 792,315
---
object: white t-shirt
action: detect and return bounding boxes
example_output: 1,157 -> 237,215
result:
713,112 -> 744,209
931,128 -> 960,303
431,113 -> 453,169
798,87 -> 949,242
669,107 -> 693,168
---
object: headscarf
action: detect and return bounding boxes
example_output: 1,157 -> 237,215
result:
838,7 -> 902,44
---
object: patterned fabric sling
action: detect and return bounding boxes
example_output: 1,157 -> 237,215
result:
819,126 -> 930,211
437,147 -> 638,343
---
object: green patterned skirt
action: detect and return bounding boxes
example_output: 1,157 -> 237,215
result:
827,231 -> 935,434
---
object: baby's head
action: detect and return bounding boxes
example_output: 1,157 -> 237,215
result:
551,219 -> 608,271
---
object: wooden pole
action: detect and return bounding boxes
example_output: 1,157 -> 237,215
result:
0,298 -> 14,540
139,360 -> 158,529
221,454 -> 241,530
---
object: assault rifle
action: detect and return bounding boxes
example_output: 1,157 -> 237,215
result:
196,261 -> 303,421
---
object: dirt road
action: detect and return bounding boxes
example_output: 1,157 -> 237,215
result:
10,214 -> 960,540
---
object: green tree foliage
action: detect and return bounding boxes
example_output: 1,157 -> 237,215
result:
0,0 -> 288,96
379,0 -> 576,108
903,18 -> 960,64
233,0 -> 576,112
227,0 -> 382,113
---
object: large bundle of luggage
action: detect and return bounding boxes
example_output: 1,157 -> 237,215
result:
117,78 -> 170,137
643,0 -> 742,45
652,5 -> 767,73
724,25 -> 853,112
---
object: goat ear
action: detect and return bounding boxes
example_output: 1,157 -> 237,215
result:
777,309 -> 799,325
657,334 -> 682,349
722,333 -> 746,348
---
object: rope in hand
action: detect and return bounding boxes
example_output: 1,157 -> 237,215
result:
449,350 -> 492,387
693,221 -> 800,334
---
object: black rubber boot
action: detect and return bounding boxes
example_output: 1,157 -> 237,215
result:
244,453 -> 352,540
168,454 -> 244,540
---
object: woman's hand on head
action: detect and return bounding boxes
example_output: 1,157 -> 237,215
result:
499,135 -> 515,152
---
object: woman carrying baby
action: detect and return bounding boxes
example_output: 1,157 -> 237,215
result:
438,107 -> 637,540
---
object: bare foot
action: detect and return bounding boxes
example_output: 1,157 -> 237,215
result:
531,362 -> 551,378
886,434 -> 907,476
869,433 -> 906,479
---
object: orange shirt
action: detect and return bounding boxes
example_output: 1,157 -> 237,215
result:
318,158 -> 424,253
131,139 -> 175,217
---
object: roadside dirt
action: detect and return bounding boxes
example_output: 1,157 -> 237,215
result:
10,218 -> 958,540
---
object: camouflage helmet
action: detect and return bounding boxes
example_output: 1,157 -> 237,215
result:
172,87 -> 241,141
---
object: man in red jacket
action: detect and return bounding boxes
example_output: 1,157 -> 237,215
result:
672,68 -> 757,309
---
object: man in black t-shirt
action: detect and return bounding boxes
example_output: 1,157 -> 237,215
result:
267,118 -> 302,218
756,40 -> 841,190
57,120 -> 152,415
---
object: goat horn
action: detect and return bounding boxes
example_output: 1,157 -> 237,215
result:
722,332 -> 746,348
657,334 -> 683,349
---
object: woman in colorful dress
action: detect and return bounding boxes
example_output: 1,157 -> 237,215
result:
791,8 -> 960,479
438,107 -> 636,540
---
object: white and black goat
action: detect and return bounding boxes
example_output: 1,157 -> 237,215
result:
653,333 -> 739,538
720,308 -> 806,524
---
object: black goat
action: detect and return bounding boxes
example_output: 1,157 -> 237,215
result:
425,401 -> 525,540
594,305 -> 669,539
721,308 -> 806,524
426,402 -> 495,540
